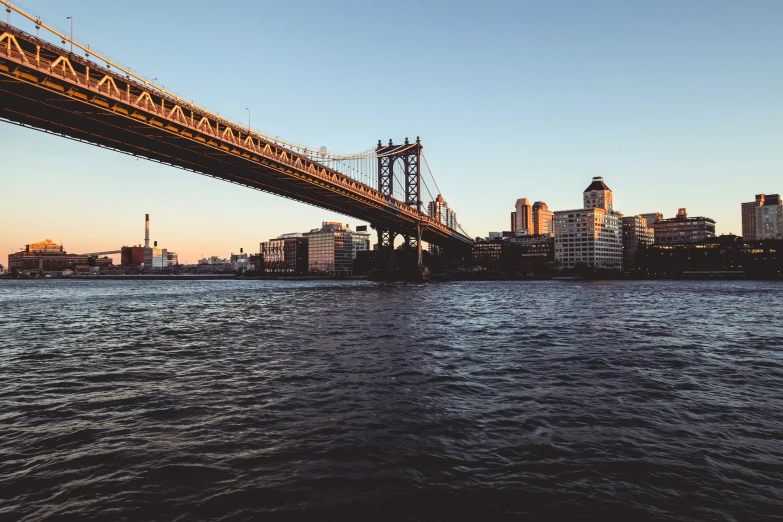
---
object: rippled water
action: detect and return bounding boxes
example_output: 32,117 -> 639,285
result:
1,280 -> 782,521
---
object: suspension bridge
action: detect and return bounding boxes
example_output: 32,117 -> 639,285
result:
0,2 -> 473,270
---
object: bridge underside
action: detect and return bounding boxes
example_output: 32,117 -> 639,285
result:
0,76 -> 409,234
0,20 -> 472,251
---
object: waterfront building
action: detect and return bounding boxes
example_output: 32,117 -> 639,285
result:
260,239 -> 286,273
121,245 -> 168,268
532,201 -> 553,236
472,239 -> 504,270
198,256 -> 230,265
742,194 -> 780,240
509,234 -> 555,266
121,215 -> 170,268
121,246 -> 145,266
307,222 -> 356,276
230,252 -> 251,271
144,243 -> 168,269
282,235 -> 309,275
471,235 -> 554,272
167,252 -> 178,266
8,239 -> 89,273
488,232 -> 502,240
622,215 -> 655,269
640,235 -> 782,278
428,194 -> 457,230
651,208 -> 716,245
554,177 -> 623,270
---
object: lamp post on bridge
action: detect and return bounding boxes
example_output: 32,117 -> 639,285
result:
246,108 -> 250,130
66,16 -> 73,53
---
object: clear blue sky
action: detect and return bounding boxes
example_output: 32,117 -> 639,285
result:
2,0 -> 781,263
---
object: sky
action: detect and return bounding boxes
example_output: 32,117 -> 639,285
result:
1,0 -> 782,264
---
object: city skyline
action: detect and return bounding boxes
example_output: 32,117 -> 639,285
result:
2,0 -> 782,263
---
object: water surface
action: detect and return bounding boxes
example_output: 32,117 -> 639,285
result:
1,280 -> 782,521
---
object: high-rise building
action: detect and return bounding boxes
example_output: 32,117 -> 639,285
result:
554,177 -> 623,270
651,208 -> 716,245
756,201 -> 783,240
742,194 -> 781,240
513,198 -> 533,235
428,194 -> 457,230
510,211 -> 517,235
532,201 -> 553,236
622,215 -> 654,269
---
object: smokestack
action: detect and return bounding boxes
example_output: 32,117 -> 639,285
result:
154,241 -> 158,247
145,214 -> 150,248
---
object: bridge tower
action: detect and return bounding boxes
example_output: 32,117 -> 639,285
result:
374,137 -> 423,270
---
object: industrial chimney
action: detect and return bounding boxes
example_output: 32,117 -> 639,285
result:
145,214 -> 150,248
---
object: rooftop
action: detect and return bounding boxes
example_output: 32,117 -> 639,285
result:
584,176 -> 611,193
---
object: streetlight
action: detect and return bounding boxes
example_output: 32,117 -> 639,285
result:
246,108 -> 250,129
66,16 -> 73,53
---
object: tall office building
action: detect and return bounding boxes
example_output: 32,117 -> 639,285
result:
532,201 -> 553,236
652,208 -> 716,245
554,177 -> 623,270
513,198 -> 533,235
428,194 -> 457,230
756,199 -> 783,240
742,194 -> 781,240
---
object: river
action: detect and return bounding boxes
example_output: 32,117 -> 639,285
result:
1,280 -> 781,521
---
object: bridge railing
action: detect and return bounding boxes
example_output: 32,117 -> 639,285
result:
1,23 -> 469,243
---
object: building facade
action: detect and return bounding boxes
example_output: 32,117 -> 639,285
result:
8,240 -> 89,273
622,215 -> 655,269
472,239 -> 504,270
756,202 -> 783,240
428,194 -> 457,230
532,201 -> 553,236
742,194 -> 780,240
554,177 -> 623,270
640,212 -> 663,227
513,198 -> 533,235
652,208 -> 716,245
283,236 -> 309,274
307,222 -> 356,276
260,239 -> 286,273
144,245 -> 168,268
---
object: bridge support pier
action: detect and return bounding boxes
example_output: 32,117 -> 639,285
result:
376,227 -> 396,268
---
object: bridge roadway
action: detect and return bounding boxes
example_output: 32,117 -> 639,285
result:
0,21 -> 472,250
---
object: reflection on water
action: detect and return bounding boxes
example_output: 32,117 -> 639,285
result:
1,280 -> 782,521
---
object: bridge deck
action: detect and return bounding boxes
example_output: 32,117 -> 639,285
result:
0,21 -> 472,248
